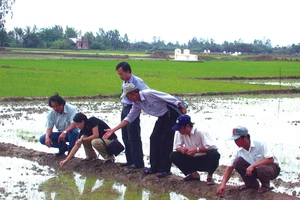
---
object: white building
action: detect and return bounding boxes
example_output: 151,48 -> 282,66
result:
174,49 -> 198,61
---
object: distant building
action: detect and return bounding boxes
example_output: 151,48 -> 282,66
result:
231,52 -> 241,56
69,37 -> 88,49
174,49 -> 198,61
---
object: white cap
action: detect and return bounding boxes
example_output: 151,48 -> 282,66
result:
120,83 -> 138,98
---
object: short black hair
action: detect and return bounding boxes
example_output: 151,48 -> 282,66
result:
48,93 -> 65,107
73,112 -> 88,123
116,62 -> 131,73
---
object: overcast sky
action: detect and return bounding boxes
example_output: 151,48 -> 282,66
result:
4,0 -> 300,47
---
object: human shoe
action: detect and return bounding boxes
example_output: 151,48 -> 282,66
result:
183,173 -> 200,181
127,164 -> 144,169
81,157 -> 97,162
257,186 -> 274,194
54,144 -> 67,157
156,171 -> 172,178
120,162 -> 133,167
206,178 -> 215,186
238,183 -> 259,191
103,159 -> 115,164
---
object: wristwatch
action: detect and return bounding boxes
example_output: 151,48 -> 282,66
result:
63,131 -> 67,134
196,147 -> 200,153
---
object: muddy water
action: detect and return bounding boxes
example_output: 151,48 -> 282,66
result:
1,96 -> 300,199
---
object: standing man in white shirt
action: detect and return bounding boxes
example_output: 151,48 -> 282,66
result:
116,62 -> 149,169
39,94 -> 79,156
217,126 -> 281,197
170,114 -> 220,185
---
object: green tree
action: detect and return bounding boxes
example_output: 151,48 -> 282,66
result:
13,26 -> 23,47
39,25 -> 63,47
0,0 -> 15,29
51,39 -> 73,49
0,28 -> 8,47
64,26 -> 77,39
23,25 -> 41,48
122,33 -> 130,49
83,31 -> 95,46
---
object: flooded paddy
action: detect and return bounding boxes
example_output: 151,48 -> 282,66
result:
0,95 -> 300,199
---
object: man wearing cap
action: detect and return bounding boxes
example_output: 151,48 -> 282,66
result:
217,126 -> 281,197
103,83 -> 187,178
170,114 -> 220,185
116,62 -> 149,169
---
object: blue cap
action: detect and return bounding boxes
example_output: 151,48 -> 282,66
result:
172,114 -> 191,131
229,126 -> 248,140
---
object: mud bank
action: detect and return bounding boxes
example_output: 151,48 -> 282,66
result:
0,142 -> 298,200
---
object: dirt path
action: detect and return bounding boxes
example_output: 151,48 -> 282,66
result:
0,142 -> 298,200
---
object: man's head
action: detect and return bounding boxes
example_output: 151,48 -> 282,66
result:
172,114 -> 193,134
48,93 -> 65,114
116,62 -> 132,81
120,83 -> 140,101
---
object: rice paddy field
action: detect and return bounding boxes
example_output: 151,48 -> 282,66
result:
1,55 -> 300,98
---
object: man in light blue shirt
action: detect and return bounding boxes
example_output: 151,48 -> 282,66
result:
39,94 -> 79,156
116,62 -> 149,169
103,83 -> 187,178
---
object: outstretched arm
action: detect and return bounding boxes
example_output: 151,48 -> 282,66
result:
59,139 -> 81,167
217,166 -> 234,197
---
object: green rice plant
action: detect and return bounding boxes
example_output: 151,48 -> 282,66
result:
1,59 -> 299,98
16,130 -> 38,143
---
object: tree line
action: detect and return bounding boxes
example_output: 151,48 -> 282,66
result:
0,24 -> 299,55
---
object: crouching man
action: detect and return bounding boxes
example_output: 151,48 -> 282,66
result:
170,114 -> 220,185
217,126 -> 280,197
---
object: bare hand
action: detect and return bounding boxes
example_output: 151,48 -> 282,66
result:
179,147 -> 188,154
186,148 -> 197,156
246,165 -> 255,176
45,137 -> 52,148
217,186 -> 225,197
58,132 -> 66,143
59,160 -> 67,167
103,129 -> 113,139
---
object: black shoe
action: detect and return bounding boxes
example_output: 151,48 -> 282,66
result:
54,145 -> 67,157
127,164 -> 144,169
120,162 -> 133,167
103,159 -> 115,164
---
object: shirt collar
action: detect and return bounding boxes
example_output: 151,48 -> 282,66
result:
62,104 -> 68,114
248,139 -> 255,151
190,126 -> 196,135
124,74 -> 133,83
139,91 -> 145,101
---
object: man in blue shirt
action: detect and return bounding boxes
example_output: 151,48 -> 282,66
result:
116,62 -> 149,169
39,94 -> 79,156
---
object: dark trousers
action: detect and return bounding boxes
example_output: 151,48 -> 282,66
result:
39,128 -> 79,152
121,104 -> 144,167
170,149 -> 220,176
150,109 -> 179,173
233,157 -> 281,188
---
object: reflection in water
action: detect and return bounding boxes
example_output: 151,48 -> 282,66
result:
38,171 -> 194,200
